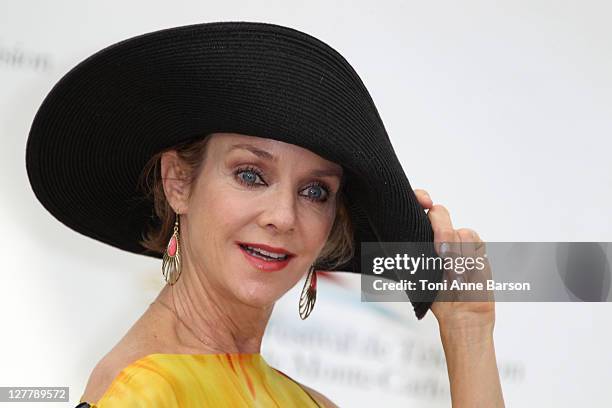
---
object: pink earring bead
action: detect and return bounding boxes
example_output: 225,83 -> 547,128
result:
167,235 -> 177,257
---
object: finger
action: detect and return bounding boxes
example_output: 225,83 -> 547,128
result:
457,227 -> 479,259
471,230 -> 487,258
456,228 -> 480,283
460,228 -> 487,260
413,189 -> 433,209
428,203 -> 454,231
456,228 -> 492,301
428,204 -> 459,256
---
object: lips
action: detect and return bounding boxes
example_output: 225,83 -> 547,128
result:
237,242 -> 296,257
236,242 -> 295,272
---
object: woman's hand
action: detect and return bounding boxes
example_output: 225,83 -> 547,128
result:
413,189 -> 495,333
414,189 -> 504,407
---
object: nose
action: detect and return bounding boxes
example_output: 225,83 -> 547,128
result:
259,184 -> 297,234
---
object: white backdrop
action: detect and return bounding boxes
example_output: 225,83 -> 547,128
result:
2,1 -> 611,406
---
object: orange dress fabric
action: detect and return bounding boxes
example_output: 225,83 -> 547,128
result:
78,353 -> 322,407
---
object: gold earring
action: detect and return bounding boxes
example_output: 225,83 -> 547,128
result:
162,213 -> 182,285
299,265 -> 317,320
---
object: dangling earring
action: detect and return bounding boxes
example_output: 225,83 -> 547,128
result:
299,265 -> 317,320
162,213 -> 182,285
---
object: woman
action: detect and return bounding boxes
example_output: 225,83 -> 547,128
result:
26,22 -> 504,407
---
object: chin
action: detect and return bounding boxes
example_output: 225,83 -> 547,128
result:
232,281 -> 285,309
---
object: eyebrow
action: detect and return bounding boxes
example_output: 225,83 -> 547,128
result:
230,143 -> 277,162
228,143 -> 343,178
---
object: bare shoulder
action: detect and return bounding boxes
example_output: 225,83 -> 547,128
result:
80,350 -> 130,404
81,307 -> 168,404
299,383 -> 339,408
81,340 -> 160,403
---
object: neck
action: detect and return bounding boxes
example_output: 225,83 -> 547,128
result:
153,260 -> 274,354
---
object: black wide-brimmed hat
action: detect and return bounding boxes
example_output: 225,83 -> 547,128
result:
25,21 -> 442,319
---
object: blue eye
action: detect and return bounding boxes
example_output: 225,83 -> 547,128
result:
235,166 -> 265,186
234,166 -> 331,203
301,182 -> 330,203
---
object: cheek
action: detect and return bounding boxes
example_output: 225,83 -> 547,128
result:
306,205 -> 336,246
193,183 -> 252,242
309,219 -> 332,246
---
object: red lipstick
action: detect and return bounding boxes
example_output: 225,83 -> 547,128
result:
237,242 -> 295,256
236,242 -> 295,272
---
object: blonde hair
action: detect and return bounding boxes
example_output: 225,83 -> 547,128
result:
137,134 -> 354,271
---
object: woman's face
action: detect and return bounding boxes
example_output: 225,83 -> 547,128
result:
174,133 -> 343,308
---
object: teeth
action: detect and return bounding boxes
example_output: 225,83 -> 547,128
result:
244,245 -> 288,260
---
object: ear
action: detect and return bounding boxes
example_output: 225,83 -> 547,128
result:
160,150 -> 191,213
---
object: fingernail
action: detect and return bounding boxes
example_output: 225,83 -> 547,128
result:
439,242 -> 449,256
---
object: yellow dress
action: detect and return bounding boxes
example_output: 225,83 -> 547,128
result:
76,353 -> 323,407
